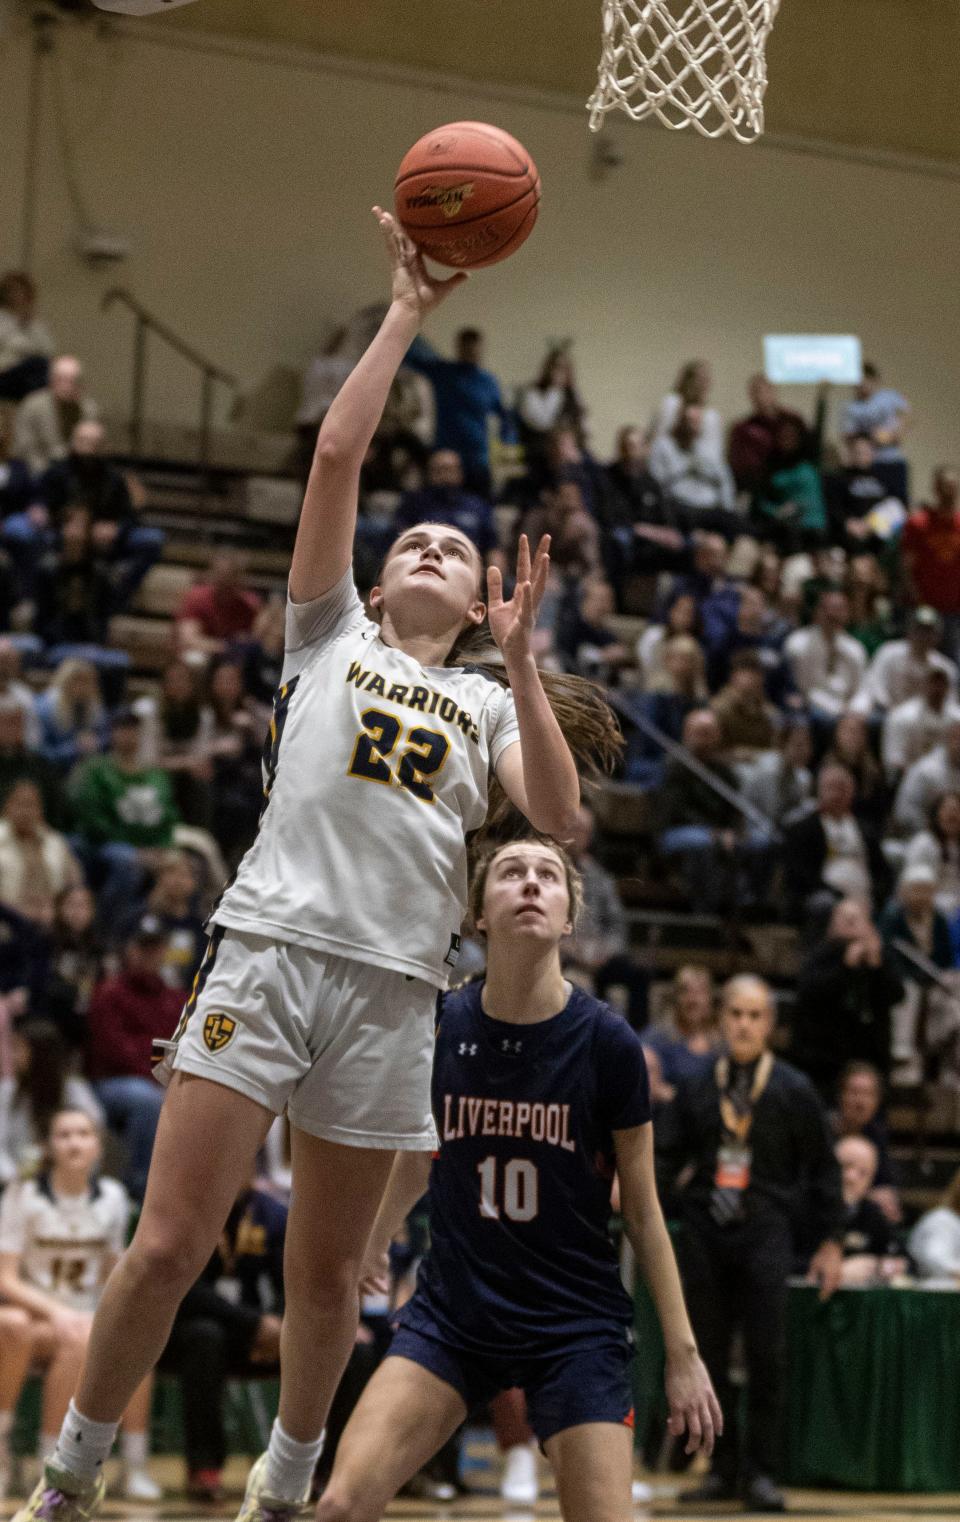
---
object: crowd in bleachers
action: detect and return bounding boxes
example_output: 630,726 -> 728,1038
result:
2,260 -> 960,1498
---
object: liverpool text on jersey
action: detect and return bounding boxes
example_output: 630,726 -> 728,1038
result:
346,662 -> 481,744
442,1094 -> 576,1151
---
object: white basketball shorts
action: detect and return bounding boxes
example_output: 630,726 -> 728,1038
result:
155,927 -> 438,1150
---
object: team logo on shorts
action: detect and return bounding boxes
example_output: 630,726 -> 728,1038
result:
202,1012 -> 237,1053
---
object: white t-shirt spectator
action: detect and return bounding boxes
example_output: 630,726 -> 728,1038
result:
893,747 -> 960,836
648,433 -> 736,515
821,814 -> 872,902
649,393 -> 725,461
882,696 -> 960,779
852,641 -> 957,717
903,830 -> 960,919
783,626 -> 867,717
909,1207 -> 960,1280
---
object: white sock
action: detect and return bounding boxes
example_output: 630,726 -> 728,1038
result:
121,1431 -> 148,1469
262,1420 -> 325,1504
52,1401 -> 119,1485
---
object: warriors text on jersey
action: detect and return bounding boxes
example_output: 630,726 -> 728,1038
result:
400,981 -> 651,1358
0,1174 -> 129,1312
214,571 -> 519,988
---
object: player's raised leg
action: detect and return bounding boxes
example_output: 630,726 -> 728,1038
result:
13,1074 -> 272,1522
315,1357 -> 467,1522
545,1422 -> 634,1522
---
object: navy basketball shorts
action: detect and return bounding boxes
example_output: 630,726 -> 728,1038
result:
388,1323 -> 635,1445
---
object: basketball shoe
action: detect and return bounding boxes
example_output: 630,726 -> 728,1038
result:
11,1464 -> 106,1522
233,1453 -> 312,1522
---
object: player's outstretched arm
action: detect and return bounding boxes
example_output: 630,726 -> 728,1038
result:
614,1124 -> 722,1458
491,534 -> 580,841
357,1149 -> 434,1297
289,211 -> 467,604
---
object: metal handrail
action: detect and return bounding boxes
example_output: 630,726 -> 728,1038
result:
101,287 -> 239,482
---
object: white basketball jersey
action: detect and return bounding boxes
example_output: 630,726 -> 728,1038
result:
0,1176 -> 129,1312
214,570 -> 520,987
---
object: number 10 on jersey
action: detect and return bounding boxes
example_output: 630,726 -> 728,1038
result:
477,1156 -> 539,1222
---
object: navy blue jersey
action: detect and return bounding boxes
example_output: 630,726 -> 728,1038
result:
401,980 -> 651,1358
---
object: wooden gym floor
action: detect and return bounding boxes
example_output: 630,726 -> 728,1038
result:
4,1450 -> 960,1522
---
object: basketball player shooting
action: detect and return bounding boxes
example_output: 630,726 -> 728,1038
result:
312,837 -> 720,1522
13,212 -> 588,1522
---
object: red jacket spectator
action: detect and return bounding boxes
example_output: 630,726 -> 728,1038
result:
87,921 -> 183,1080
902,468 -> 960,617
176,549 -> 262,657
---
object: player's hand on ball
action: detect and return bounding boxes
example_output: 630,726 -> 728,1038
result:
373,207 -> 467,319
487,534 -> 550,667
665,1350 -> 723,1457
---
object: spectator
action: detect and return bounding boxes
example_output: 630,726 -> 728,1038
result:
902,791 -> 960,920
0,1018 -> 102,1186
783,588 -> 867,737
601,426 -> 682,588
515,346 -> 585,464
0,406 -> 34,523
0,639 -> 41,750
158,1181 -> 287,1501
658,709 -> 772,914
670,534 -> 740,651
831,1060 -> 900,1221
893,721 -> 960,836
176,548 -> 263,662
14,355 -> 99,476
626,634 -> 707,786
206,661 -> 266,863
0,705 -> 64,827
791,897 -> 903,1095
727,373 -> 810,495
783,763 -> 888,917
649,359 -> 725,463
635,590 -> 699,688
845,554 -> 896,659
68,706 -> 178,921
901,467 -> 960,657
556,573 -> 633,681
133,658 -> 216,829
243,596 -> 286,711
880,861 -> 953,974
522,478 -> 601,577
705,584 -> 794,706
741,719 -> 813,829
909,1167 -> 960,1280
0,780 -> 81,922
86,915 -> 184,1199
841,361 -> 911,503
823,711 -> 889,838
0,1106 -> 159,1499
881,665 -> 960,782
835,1137 -> 906,1285
656,974 -> 843,1512
115,850 -> 205,991
562,803 -> 647,1029
0,902 -> 49,1021
406,326 -> 514,497
393,449 -> 500,563
879,862 -> 955,1084
852,606 -> 956,719
643,963 -> 720,1087
710,650 -> 778,762
648,405 -> 738,533
0,272 -> 53,402
34,658 -> 110,772
825,434 -> 901,551
32,507 -> 129,705
44,885 -> 106,1054
517,423 -> 612,523
753,418 -> 827,551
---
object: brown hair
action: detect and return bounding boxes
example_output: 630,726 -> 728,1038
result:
468,836 -> 584,934
378,533 -> 623,847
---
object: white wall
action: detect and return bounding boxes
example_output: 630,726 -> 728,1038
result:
1,23 -> 957,486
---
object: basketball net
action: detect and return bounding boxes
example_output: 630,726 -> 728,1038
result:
587,0 -> 782,144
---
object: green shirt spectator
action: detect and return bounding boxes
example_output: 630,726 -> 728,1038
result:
69,709 -> 178,850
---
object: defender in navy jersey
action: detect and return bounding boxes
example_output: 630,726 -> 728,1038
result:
314,840 -> 720,1522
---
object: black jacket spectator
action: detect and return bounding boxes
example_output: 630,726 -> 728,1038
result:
34,513 -> 114,644
0,707 -> 65,827
782,801 -> 890,911
659,753 -> 742,834
792,902 -> 903,1093
39,444 -> 134,530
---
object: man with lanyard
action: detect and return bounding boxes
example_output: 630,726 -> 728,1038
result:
655,975 -> 843,1514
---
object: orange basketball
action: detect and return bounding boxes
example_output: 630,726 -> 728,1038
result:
394,121 -> 541,270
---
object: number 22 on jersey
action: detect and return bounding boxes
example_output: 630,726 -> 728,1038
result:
348,706 -> 451,803
477,1156 -> 539,1222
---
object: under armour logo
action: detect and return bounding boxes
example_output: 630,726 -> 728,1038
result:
459,1042 -> 477,1056
501,1038 -> 523,1054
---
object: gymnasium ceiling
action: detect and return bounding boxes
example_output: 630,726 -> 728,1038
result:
158,0 -> 960,168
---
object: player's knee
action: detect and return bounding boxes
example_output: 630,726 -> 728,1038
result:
285,1258 -> 359,1321
128,1218 -> 209,1291
0,1306 -> 34,1346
